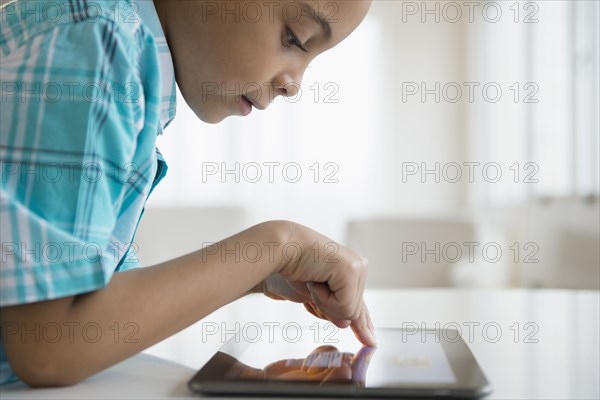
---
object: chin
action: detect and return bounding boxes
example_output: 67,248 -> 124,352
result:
200,114 -> 227,125
189,105 -> 228,125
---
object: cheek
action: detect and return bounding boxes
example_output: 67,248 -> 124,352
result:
210,24 -> 282,84
171,20 -> 284,120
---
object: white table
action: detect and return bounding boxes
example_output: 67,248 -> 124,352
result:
2,289 -> 599,399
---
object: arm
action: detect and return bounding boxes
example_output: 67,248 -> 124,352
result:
1,220 -> 375,388
0,221 -> 289,387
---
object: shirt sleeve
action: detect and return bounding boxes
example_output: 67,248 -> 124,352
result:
0,18 -> 148,306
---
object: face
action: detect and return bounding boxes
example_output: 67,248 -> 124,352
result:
155,0 -> 372,123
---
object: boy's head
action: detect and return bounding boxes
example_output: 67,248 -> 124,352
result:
154,0 -> 372,123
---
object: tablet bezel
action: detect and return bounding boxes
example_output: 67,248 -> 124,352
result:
188,328 -> 492,398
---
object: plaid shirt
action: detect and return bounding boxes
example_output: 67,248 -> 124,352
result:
0,0 -> 177,384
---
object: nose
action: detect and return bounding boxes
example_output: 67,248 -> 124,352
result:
274,68 -> 305,100
279,79 -> 301,98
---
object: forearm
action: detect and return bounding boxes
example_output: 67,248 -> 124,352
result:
0,220 -> 292,387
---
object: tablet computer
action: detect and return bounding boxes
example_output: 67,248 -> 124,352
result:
188,327 -> 492,398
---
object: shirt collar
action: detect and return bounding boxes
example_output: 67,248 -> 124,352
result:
134,0 -> 177,134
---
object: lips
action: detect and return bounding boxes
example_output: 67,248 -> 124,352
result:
243,95 -> 265,111
240,95 -> 253,116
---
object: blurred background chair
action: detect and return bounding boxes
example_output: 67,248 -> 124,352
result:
346,218 -> 476,288
497,197 -> 600,290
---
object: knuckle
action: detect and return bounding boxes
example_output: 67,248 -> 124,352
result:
360,255 -> 369,265
340,303 -> 355,319
350,256 -> 368,274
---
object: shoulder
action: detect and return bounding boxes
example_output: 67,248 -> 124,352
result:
0,0 -> 164,190
0,0 -> 153,59
0,0 -> 165,141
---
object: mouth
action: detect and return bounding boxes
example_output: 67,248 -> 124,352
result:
240,95 -> 253,116
242,95 -> 266,111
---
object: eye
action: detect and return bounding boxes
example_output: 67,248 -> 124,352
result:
286,28 -> 308,53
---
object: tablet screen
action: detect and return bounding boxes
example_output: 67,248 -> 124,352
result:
218,327 -> 456,386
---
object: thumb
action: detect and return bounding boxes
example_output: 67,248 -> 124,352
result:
306,281 -> 329,303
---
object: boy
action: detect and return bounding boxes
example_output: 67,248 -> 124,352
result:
0,0 -> 374,386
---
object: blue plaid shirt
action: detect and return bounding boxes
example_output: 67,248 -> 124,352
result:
0,0 -> 177,384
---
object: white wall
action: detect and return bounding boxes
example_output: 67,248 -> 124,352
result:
365,1 -> 469,215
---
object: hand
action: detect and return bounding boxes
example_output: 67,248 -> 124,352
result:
262,222 -> 377,346
263,345 -> 376,385
263,345 -> 354,383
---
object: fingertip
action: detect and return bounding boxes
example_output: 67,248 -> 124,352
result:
352,324 -> 377,346
369,333 -> 378,346
368,323 -> 377,345
362,302 -> 377,344
362,329 -> 378,347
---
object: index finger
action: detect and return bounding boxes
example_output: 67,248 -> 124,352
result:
350,301 -> 377,346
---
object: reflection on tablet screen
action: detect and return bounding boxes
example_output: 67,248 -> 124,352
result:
219,328 -> 456,386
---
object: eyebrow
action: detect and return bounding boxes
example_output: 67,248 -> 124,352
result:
296,1 -> 332,40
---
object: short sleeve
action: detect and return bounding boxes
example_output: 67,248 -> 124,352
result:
0,18 -> 151,306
